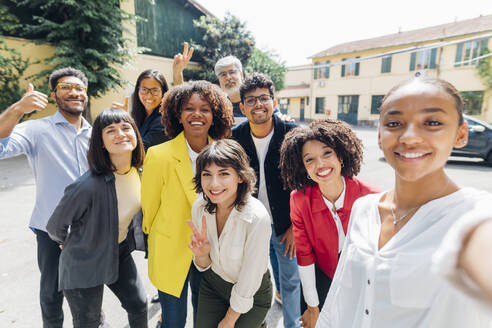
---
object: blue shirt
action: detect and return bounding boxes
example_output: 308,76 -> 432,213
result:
0,111 -> 91,232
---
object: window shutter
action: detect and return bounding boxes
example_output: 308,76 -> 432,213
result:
314,65 -> 318,79
341,59 -> 346,77
325,61 -> 330,78
429,48 -> 437,69
480,38 -> 489,54
455,43 -> 463,67
410,52 -> 416,71
355,57 -> 360,76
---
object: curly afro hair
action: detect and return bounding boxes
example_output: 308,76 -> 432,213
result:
280,119 -> 363,191
160,80 -> 233,140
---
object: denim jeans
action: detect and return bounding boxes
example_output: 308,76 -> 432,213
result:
269,243 -> 280,293
63,240 -> 148,328
158,264 -> 202,328
36,229 -> 64,328
270,226 -> 301,328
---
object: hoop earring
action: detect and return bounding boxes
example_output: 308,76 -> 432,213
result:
307,174 -> 312,180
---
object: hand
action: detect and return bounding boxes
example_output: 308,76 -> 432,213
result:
217,307 -> 239,328
217,318 -> 235,328
276,112 -> 295,123
280,226 -> 296,259
111,96 -> 129,112
300,306 -> 320,328
59,245 -> 63,250
187,216 -> 211,257
173,42 -> 194,75
12,83 -> 48,115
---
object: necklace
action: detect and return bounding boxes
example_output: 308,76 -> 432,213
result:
390,178 -> 451,225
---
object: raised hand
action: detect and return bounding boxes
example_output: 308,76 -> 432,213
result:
187,215 -> 211,257
14,83 -> 48,115
111,96 -> 129,112
173,42 -> 194,85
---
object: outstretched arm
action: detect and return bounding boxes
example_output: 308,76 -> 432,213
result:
173,42 -> 194,85
0,83 -> 48,138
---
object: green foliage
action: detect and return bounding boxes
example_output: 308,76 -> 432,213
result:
476,49 -> 492,91
4,0 -> 142,101
0,38 -> 29,115
245,48 -> 287,91
187,12 -> 255,83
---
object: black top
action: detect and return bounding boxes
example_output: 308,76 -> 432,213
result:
232,114 -> 298,236
139,108 -> 169,150
46,171 -> 144,290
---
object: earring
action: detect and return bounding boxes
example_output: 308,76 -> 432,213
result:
459,140 -> 466,145
307,174 -> 312,180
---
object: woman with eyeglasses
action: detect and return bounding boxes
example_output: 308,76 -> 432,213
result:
113,69 -> 170,150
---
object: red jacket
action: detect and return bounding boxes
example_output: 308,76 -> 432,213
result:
290,176 -> 380,278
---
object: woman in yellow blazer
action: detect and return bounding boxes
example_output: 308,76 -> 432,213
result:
141,81 -> 233,328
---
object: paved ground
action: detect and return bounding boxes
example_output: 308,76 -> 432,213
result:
1,126 -> 491,327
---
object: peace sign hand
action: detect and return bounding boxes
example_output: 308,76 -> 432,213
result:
173,42 -> 194,73
187,216 -> 211,257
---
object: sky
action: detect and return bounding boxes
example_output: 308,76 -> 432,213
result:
197,0 -> 491,66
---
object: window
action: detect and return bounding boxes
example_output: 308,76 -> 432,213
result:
455,38 -> 489,66
314,61 -> 330,79
341,57 -> 360,77
338,95 -> 359,115
315,97 -> 325,114
381,56 -> 392,73
409,49 -> 437,71
279,98 -> 290,114
461,91 -> 484,115
371,95 -> 384,114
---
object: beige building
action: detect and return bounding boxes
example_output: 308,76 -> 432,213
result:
277,64 -> 311,121
282,15 -> 492,124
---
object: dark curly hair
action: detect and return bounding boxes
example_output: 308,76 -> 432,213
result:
381,76 -> 464,125
160,80 -> 233,139
280,119 -> 363,191
49,67 -> 88,91
194,139 -> 256,214
131,69 -> 169,128
239,72 -> 275,103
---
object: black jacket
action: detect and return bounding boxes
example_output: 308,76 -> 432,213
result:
232,114 -> 297,236
46,170 -> 144,290
139,108 -> 169,151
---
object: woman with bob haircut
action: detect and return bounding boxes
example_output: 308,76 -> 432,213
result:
279,119 -> 379,328
188,139 -> 272,328
141,80 -> 233,327
317,77 -> 492,327
46,108 -> 148,328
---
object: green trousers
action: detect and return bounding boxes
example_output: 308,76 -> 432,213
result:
196,269 -> 272,328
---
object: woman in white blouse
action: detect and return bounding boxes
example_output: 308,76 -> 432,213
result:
317,77 -> 492,328
187,139 -> 272,328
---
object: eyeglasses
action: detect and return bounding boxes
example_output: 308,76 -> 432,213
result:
244,94 -> 273,107
56,82 -> 87,93
217,68 -> 240,79
138,86 -> 162,96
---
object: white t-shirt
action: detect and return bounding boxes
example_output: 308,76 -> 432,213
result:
251,129 -> 274,222
114,167 -> 141,243
191,196 -> 271,314
317,187 -> 492,328
185,139 -> 200,176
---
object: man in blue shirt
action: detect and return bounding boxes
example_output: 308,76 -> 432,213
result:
0,67 -> 91,328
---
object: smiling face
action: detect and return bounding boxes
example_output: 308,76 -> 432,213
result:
179,93 -> 213,140
240,88 -> 276,126
302,139 -> 343,188
102,121 -> 137,157
217,64 -> 243,96
201,162 -> 243,209
378,80 -> 468,182
138,77 -> 163,114
51,76 -> 88,116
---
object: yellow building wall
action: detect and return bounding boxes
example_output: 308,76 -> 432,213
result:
310,35 -> 492,124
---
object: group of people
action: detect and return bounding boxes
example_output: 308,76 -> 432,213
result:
1,47 -> 492,328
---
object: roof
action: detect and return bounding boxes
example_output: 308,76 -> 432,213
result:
277,84 -> 310,98
185,0 -> 215,17
311,14 -> 492,59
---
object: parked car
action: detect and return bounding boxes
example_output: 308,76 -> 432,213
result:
451,115 -> 492,164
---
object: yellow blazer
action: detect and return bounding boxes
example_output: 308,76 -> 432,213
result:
141,132 -> 207,297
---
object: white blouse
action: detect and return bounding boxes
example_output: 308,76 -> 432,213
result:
191,195 -> 271,314
317,188 -> 492,328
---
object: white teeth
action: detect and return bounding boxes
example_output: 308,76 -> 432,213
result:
318,169 -> 331,177
190,122 -> 204,126
210,190 -> 223,195
401,153 -> 424,159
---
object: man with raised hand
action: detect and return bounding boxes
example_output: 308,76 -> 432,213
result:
232,73 -> 301,328
0,67 -> 91,328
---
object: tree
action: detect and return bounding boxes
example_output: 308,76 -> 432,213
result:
246,48 -> 288,91
186,12 -> 255,83
1,0 -> 142,119
0,38 -> 30,115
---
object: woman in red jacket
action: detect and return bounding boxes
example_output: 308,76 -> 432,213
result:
279,119 -> 380,328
